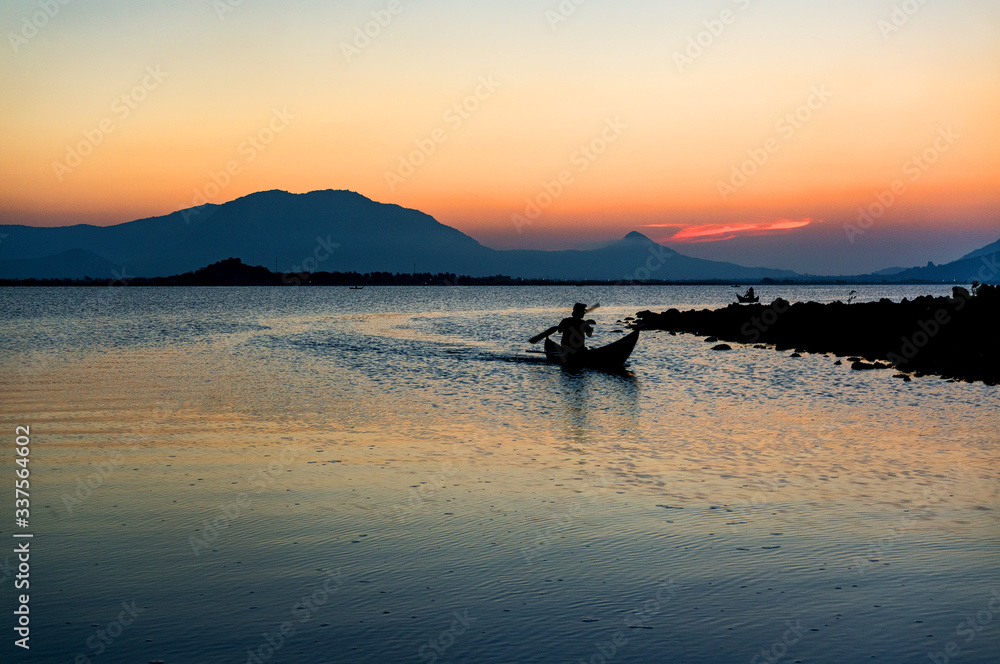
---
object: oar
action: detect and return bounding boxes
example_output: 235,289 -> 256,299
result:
528,326 -> 558,344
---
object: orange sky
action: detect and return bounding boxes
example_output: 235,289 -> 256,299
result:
1,0 -> 998,272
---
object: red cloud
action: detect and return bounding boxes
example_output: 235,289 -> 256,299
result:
647,218 -> 814,243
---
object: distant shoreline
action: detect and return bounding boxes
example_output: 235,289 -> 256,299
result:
0,280 -> 964,287
0,258 -> 976,288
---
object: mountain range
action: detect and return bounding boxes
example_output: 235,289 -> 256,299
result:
0,189 -> 996,283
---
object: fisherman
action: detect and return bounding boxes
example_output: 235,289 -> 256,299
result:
527,302 -> 597,357
745,287 -> 755,300
555,303 -> 595,356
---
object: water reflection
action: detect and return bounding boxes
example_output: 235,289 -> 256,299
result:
2,286 -> 998,664
550,366 -> 640,447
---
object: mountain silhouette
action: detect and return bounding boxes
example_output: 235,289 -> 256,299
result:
882,240 -> 1000,283
5,189 -> 987,282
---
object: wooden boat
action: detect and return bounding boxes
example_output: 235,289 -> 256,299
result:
736,293 -> 759,303
544,330 -> 640,370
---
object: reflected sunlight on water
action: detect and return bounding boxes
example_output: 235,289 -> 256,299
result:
0,285 -> 996,663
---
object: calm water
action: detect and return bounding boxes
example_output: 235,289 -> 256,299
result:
0,285 -> 997,663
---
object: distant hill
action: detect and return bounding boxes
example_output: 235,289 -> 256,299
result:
885,238 -> 1000,284
958,238 -> 1000,262
0,190 -> 802,282
870,266 -> 908,276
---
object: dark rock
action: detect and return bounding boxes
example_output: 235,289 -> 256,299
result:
711,344 -> 732,351
790,353 -> 802,357
834,360 -> 842,365
633,285 -> 1000,383
705,336 -> 719,342
893,374 -> 912,382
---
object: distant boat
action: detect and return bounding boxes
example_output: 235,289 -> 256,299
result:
349,285 -> 364,290
544,330 -> 640,370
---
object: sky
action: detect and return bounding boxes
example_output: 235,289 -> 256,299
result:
1,0 -> 998,275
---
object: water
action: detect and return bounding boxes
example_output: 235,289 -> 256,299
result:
0,285 -> 996,663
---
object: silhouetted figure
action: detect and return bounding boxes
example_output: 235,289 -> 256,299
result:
528,302 -> 598,354
745,287 -> 755,300
556,302 -> 595,356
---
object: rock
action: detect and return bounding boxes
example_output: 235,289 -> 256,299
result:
790,353 -> 801,357
631,285 -> 1000,383
705,336 -> 719,342
893,374 -> 912,382
834,360 -> 842,365
712,344 -> 732,351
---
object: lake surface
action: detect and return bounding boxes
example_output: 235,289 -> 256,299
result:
1,285 -> 997,663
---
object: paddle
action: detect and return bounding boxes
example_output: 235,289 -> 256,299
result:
528,326 -> 558,344
527,303 -> 600,344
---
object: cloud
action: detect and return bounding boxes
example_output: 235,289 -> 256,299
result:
647,218 -> 815,243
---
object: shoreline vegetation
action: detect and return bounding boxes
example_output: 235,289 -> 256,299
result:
0,257 -> 988,287
634,284 -> 999,384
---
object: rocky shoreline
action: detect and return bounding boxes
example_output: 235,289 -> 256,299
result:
634,285 -> 999,385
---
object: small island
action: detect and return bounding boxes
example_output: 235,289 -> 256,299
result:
635,285 -> 999,384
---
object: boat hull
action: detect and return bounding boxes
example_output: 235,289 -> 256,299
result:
544,330 -> 640,370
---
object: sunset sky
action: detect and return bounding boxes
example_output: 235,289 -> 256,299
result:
1,0 -> 998,274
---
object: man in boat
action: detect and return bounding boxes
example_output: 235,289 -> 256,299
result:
555,303 -> 595,358
744,287 -> 755,300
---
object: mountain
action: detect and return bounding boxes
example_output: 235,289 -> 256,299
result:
0,190 -> 804,282
870,266 -> 908,276
495,231 -> 800,281
885,239 -> 1000,283
958,238 -> 1000,262
0,190 -> 494,279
